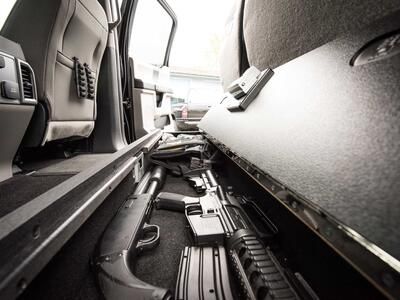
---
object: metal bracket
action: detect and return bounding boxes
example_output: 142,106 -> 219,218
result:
224,66 -> 274,112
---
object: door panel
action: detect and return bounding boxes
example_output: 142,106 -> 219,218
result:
130,60 -> 175,138
125,0 -> 178,138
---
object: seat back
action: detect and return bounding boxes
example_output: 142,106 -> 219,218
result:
205,0 -> 400,274
242,0 -> 399,71
2,0 -> 108,144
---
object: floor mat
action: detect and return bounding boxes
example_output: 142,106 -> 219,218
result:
0,174 -> 72,218
135,209 -> 191,293
134,174 -> 198,294
34,154 -> 111,175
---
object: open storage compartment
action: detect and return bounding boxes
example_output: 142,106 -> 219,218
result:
12,131 -> 395,300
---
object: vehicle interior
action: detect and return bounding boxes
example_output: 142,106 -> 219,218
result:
0,0 -> 399,299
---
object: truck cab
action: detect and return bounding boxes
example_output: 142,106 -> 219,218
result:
0,1 -> 399,299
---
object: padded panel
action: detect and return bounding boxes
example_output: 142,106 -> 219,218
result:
200,13 -> 400,260
243,0 -> 400,71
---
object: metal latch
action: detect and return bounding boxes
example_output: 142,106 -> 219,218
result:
223,66 -> 274,112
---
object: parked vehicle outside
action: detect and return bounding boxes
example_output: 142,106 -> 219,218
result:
173,87 -> 220,130
170,96 -> 186,112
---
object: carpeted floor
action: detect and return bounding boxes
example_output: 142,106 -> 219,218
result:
0,154 -> 111,218
134,209 -> 190,293
135,175 -> 198,294
34,154 -> 111,175
0,174 -> 72,218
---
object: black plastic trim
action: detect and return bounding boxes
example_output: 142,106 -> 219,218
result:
157,0 -> 177,66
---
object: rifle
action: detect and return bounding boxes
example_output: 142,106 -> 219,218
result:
155,170 -> 315,300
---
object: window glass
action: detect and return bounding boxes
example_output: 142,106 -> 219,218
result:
129,0 -> 173,66
166,0 -> 233,108
0,0 -> 17,30
168,0 -> 233,76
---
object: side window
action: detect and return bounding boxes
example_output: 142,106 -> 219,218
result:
129,0 -> 173,66
0,0 -> 17,30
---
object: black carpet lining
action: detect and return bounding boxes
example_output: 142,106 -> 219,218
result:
134,209 -> 190,293
0,174 -> 72,218
134,175 -> 198,294
0,154 -> 113,219
34,154 -> 111,175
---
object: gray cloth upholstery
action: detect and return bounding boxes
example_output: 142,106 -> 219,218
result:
243,0 -> 400,71
2,0 -> 108,143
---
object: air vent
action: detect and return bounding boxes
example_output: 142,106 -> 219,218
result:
20,64 -> 34,99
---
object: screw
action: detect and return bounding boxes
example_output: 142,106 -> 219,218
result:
32,225 -> 40,239
17,278 -> 27,293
